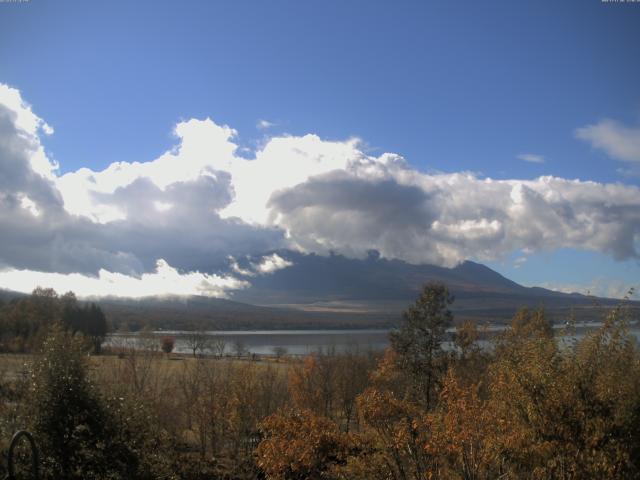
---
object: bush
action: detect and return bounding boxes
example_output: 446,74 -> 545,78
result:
161,336 -> 175,355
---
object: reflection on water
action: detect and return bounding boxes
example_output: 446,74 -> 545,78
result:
104,323 -> 640,357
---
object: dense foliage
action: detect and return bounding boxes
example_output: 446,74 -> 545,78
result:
0,283 -> 638,479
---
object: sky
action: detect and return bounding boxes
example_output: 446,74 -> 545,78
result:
0,0 -> 639,299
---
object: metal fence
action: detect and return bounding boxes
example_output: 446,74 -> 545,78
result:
5,430 -> 38,480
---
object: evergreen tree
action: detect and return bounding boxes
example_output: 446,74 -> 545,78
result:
86,303 -> 108,354
390,282 -> 453,407
28,324 -> 138,479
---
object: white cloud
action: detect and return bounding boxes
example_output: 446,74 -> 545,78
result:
41,122 -> 54,135
251,253 -> 293,274
513,256 -> 527,268
229,253 -> 294,276
0,259 -> 248,298
517,153 -> 545,164
220,135 -> 363,224
0,84 -> 59,180
576,118 -> 640,164
153,201 -> 173,212
19,195 -> 40,217
229,256 -> 256,277
0,83 -> 51,137
538,279 -> 639,301
257,119 -> 276,129
56,118 -> 238,222
54,119 -> 361,226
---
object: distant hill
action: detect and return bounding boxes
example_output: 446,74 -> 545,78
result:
96,295 -> 398,330
0,289 -> 26,303
1,252 -> 636,329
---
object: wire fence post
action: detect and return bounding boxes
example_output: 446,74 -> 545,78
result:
6,430 -> 38,480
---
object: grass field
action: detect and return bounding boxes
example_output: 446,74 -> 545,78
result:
0,350 -> 292,383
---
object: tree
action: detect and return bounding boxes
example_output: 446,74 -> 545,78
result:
389,282 -> 453,407
508,306 -> 553,340
452,320 -> 480,358
161,336 -> 175,356
289,352 -> 340,419
27,323 -> 139,479
427,369 -> 494,479
271,345 -> 288,361
257,409 -> 352,480
121,329 -> 157,394
334,349 -> 375,432
289,356 -> 325,416
58,293 -> 108,354
211,336 -> 227,358
451,320 -> 488,386
30,287 -> 61,325
484,305 -> 640,478
233,339 -> 247,358
85,303 -> 108,354
185,328 -> 210,357
349,387 -> 435,479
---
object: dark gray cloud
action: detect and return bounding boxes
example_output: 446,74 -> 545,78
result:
83,175 -> 284,273
269,172 -> 439,261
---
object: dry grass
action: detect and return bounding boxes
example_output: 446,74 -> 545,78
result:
0,351 -> 292,378
0,354 -> 31,382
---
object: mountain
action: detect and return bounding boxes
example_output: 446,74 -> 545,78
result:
213,251 -> 634,327
230,251 -> 526,305
106,250 -> 636,329
231,251 -> 602,312
1,253 -> 635,329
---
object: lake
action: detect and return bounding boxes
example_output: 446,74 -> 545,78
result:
105,322 -> 640,357
106,329 -> 390,356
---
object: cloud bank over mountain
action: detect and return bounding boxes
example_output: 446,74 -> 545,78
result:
0,259 -> 249,299
0,83 -> 639,297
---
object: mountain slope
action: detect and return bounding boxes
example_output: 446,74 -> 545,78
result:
232,251 -> 581,305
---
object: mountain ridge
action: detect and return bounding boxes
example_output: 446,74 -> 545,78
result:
229,251 -> 587,305
1,253 -> 635,329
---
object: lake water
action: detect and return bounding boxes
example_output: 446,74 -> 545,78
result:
107,329 -> 390,356
105,322 -> 640,357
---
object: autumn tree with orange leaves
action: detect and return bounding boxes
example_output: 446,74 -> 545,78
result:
257,285 -> 640,480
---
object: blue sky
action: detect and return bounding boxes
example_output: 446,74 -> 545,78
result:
0,0 -> 639,298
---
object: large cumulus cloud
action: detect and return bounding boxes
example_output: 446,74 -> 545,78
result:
269,167 -> 640,266
0,97 -> 138,275
0,82 -> 639,297
0,84 -> 284,296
